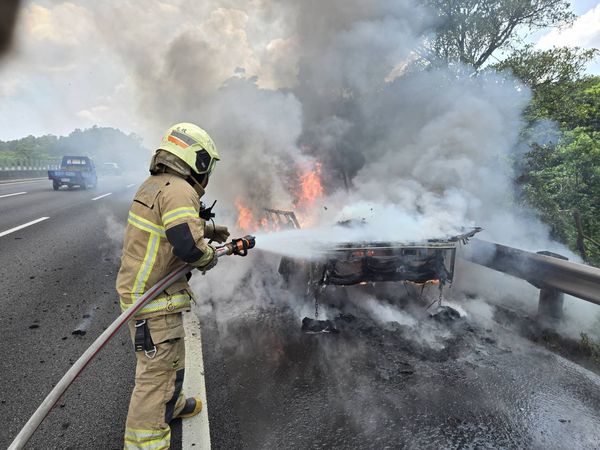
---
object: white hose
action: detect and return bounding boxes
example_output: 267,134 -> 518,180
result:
9,246 -> 229,450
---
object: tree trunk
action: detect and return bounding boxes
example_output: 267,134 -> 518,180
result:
573,208 -> 587,262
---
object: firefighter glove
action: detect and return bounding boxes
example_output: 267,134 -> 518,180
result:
197,245 -> 218,273
205,223 -> 230,243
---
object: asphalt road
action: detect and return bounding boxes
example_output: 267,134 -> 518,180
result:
0,177 -> 137,449
3,177 -> 600,450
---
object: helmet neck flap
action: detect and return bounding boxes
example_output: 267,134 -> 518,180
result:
149,150 -> 205,196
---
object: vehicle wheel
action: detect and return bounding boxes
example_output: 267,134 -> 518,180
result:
52,181 -> 59,191
81,182 -> 87,190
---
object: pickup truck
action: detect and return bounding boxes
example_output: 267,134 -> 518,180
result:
48,156 -> 98,190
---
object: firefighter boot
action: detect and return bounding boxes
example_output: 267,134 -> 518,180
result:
175,396 -> 203,419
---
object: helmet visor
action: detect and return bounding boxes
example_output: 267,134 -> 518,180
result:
195,148 -> 217,175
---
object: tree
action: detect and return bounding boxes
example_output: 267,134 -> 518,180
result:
488,37 -> 600,264
520,129 -> 600,263
493,46 -> 599,129
426,0 -> 575,69
0,127 -> 149,169
493,45 -> 598,88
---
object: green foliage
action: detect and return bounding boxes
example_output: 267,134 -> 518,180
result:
494,47 -> 600,129
0,126 -> 149,168
426,0 -> 575,68
496,43 -> 600,264
521,128 -> 600,263
493,46 -> 598,88
0,135 -> 58,162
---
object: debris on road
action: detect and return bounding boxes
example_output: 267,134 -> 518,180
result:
301,317 -> 338,334
430,305 -> 462,322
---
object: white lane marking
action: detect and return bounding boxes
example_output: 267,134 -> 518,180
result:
182,312 -> 211,450
0,191 -> 26,199
0,217 -> 49,237
92,192 -> 112,201
126,183 -> 135,188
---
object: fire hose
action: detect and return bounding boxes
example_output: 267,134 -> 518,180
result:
8,235 -> 256,450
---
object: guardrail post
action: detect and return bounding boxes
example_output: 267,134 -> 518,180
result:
535,251 -> 568,326
538,288 -> 564,324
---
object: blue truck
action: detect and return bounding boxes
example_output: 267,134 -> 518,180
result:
48,156 -> 98,191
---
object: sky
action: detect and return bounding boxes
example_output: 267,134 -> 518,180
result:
0,0 -> 598,142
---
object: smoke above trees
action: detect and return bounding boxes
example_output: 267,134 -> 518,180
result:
3,0 -> 583,253
89,0 -> 572,251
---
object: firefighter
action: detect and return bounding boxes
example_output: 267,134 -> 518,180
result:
116,122 -> 229,449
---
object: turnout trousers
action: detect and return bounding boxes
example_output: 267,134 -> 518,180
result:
124,313 -> 187,450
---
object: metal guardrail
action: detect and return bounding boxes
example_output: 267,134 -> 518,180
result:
461,239 -> 600,310
0,159 -> 59,170
0,160 -> 59,181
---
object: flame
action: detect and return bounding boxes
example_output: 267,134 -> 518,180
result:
235,200 -> 283,232
235,198 -> 255,231
296,162 -> 323,210
234,160 -> 324,232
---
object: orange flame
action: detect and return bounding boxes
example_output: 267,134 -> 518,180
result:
296,162 -> 324,210
235,198 -> 255,231
235,199 -> 283,232
234,161 -> 324,232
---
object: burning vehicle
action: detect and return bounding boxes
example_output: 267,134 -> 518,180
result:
259,208 -> 482,332
234,163 -> 481,332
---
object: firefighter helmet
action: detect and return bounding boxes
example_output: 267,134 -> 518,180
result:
157,123 -> 220,176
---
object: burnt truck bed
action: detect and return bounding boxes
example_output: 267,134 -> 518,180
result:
266,205 -> 481,289
322,241 -> 459,285
279,229 -> 481,290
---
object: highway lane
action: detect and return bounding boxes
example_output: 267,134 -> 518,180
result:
0,179 -> 138,449
0,177 -> 125,234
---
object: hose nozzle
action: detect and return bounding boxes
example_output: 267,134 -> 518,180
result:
218,235 -> 256,257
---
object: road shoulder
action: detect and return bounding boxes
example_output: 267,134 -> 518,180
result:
182,312 -> 211,449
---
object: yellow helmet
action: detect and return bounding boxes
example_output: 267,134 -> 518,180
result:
157,122 -> 220,176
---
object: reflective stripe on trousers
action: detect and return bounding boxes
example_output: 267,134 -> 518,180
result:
124,427 -> 170,450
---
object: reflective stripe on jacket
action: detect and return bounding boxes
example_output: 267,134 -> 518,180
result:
116,173 -> 211,319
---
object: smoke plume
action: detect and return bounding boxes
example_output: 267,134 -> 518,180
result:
89,0 -> 600,332
87,0 -> 563,254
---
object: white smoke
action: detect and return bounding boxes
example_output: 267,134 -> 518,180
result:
12,1 -> 597,333
84,0 -> 558,253
88,0 -> 590,329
